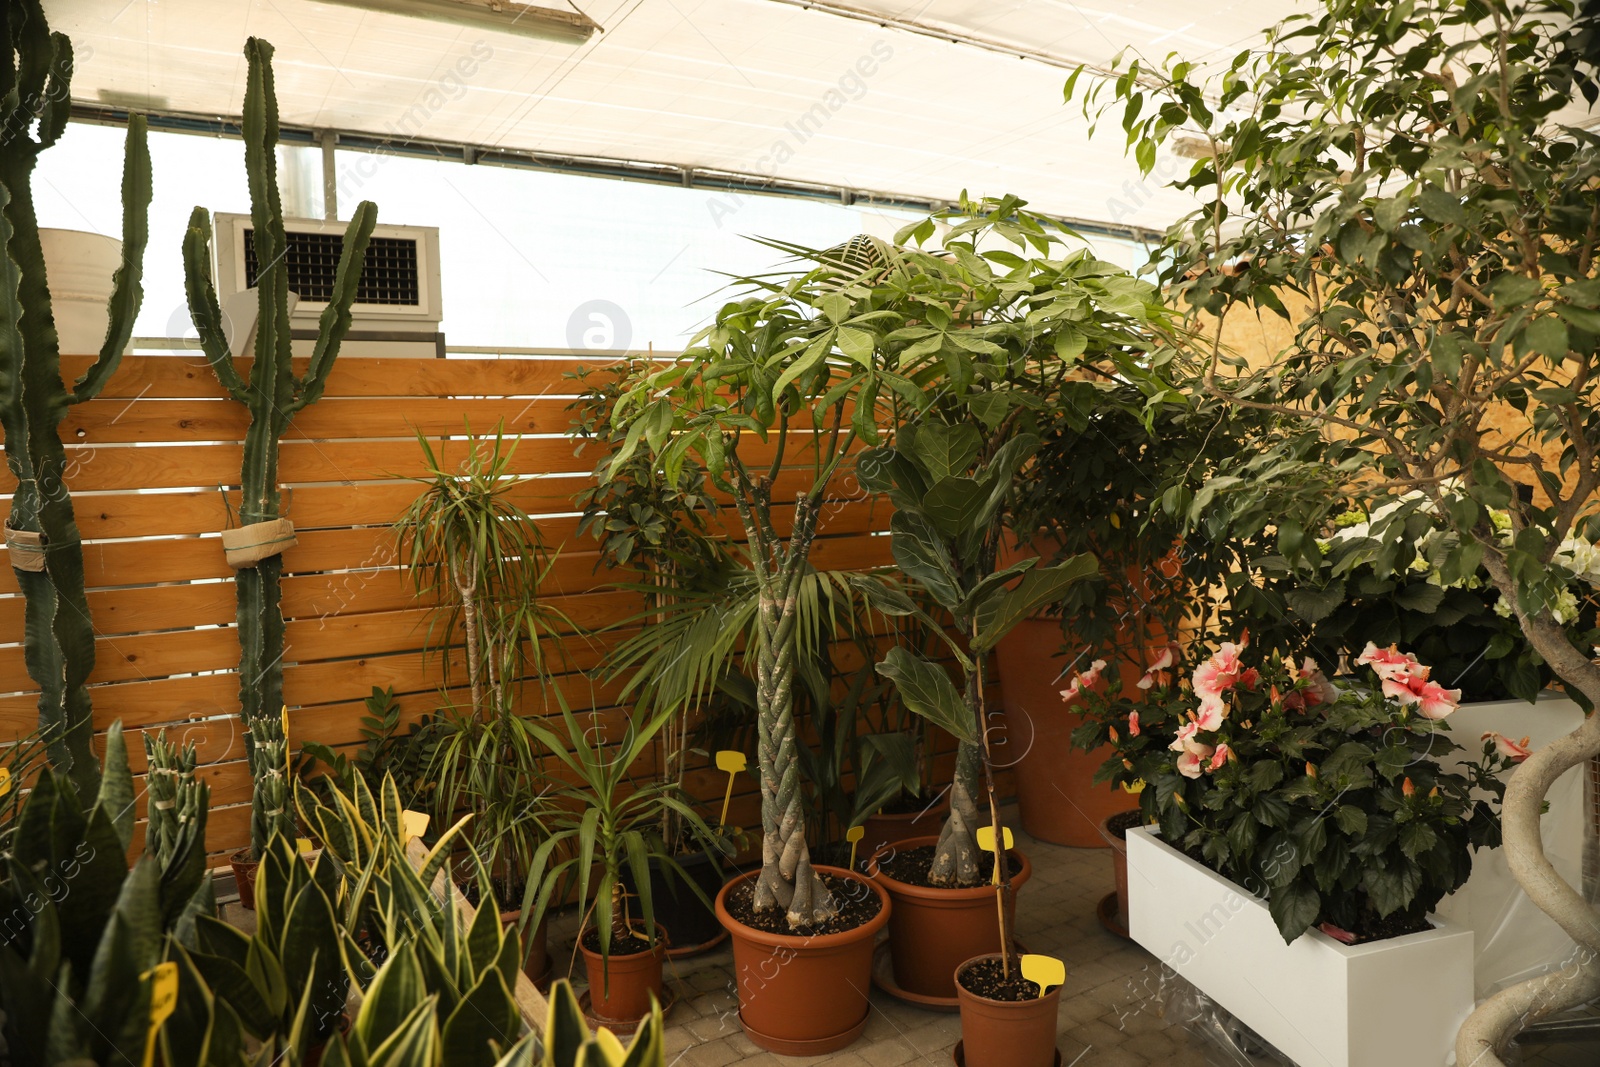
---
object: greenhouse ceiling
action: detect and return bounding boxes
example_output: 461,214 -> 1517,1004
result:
47,0 -> 1304,232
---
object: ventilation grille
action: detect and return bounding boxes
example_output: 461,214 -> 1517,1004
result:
243,230 -> 420,306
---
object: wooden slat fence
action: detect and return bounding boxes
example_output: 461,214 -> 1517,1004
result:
0,350 -> 981,861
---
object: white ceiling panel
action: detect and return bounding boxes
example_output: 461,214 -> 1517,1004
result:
44,0 -> 1311,229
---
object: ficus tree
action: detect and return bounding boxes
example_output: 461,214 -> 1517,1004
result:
1070,0 -> 1600,1058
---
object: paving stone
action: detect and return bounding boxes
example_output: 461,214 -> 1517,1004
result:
679,1037 -> 743,1067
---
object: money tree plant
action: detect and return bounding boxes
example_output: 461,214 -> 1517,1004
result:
1070,0 -> 1600,1058
0,0 -> 150,794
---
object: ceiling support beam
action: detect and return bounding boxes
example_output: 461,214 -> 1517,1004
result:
67,103 -> 1154,244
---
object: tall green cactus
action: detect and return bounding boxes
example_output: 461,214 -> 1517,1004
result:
181,38 -> 376,755
0,0 -> 151,796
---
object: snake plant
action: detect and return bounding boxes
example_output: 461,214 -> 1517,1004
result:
181,36 -> 376,748
0,0 -> 151,795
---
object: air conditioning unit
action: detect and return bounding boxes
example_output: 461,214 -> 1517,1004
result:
212,214 -> 444,358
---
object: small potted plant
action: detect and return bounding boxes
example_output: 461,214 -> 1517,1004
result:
523,701 -> 722,1028
1072,636 -> 1517,1067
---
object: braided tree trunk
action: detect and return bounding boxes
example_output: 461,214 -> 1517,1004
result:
1457,549 -> 1600,1066
733,470 -> 836,926
930,738 -> 984,886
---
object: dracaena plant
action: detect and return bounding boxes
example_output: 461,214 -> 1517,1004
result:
1070,0 -> 1600,1055
1070,639 -> 1514,944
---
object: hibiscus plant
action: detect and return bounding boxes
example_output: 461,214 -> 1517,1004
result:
1070,639 -> 1515,942
1072,0 -> 1600,1054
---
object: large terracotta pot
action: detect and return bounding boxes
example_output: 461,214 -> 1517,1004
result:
715,865 -> 890,1055
869,835 -> 1032,1000
857,793 -> 951,871
954,954 -> 1061,1067
993,540 -> 1177,847
1097,810 -> 1143,938
579,928 -> 666,1026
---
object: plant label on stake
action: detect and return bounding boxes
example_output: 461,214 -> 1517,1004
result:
140,961 -> 179,1067
0,767 -> 9,797
402,809 -> 430,844
1019,954 -> 1065,998
715,750 -> 746,829
975,825 -> 1014,885
846,824 -> 865,870
297,837 -> 314,855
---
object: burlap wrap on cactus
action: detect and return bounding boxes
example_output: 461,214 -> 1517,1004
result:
220,518 -> 297,569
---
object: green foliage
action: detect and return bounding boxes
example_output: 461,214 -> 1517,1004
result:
540,978 -> 664,1067
1072,642 -> 1512,942
1068,0 -> 1600,686
248,713 -> 295,860
0,723 -> 217,1066
145,728 -> 207,870
181,36 -> 376,754
0,0 -> 151,794
521,702 -> 720,962
301,686 -> 436,807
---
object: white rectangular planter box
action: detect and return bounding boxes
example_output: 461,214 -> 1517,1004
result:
1127,827 -> 1473,1067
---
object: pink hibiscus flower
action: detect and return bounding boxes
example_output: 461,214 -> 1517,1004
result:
1136,642 -> 1182,690
1175,741 -> 1216,779
1284,657 -> 1338,710
1483,732 -> 1532,763
1060,659 -> 1107,703
1208,744 -> 1233,772
1356,642 -> 1428,684
1128,711 -> 1141,737
1191,640 -> 1258,727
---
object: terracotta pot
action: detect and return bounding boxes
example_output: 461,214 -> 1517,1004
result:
500,909 -> 552,988
993,541 -> 1177,847
579,927 -> 667,1026
619,848 -> 728,957
715,864 -> 890,1055
955,954 -> 1061,1067
1098,811 -> 1141,937
869,836 -> 1032,1000
229,847 -> 261,910
858,794 -> 951,871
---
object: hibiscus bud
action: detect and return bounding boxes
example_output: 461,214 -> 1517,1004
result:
1109,726 -> 1120,742
1123,759 -> 1134,770
1429,786 -> 1439,799
1402,777 -> 1416,797
1306,762 -> 1317,779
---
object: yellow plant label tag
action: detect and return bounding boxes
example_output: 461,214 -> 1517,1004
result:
1019,954 -> 1065,998
1121,779 -> 1146,794
0,767 -> 10,797
141,961 -> 179,1067
402,809 -> 430,843
846,824 -> 865,870
716,751 -> 746,827
975,826 -> 1014,853
297,837 -> 314,854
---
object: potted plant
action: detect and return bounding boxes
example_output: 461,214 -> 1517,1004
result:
394,424 -> 571,983
1074,0 -> 1600,1057
571,359 -> 738,956
522,701 -> 721,1028
1072,637 -> 1515,1067
607,234 -> 904,1054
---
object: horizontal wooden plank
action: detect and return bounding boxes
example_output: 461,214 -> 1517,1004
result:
61,396 -> 587,445
57,354 -> 633,401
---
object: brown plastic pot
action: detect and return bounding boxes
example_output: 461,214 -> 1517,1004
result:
954,954 -> 1061,1067
229,848 -> 261,910
715,864 -> 890,1055
500,909 -> 552,989
578,927 -> 667,1027
869,836 -> 1032,1001
858,794 -> 951,870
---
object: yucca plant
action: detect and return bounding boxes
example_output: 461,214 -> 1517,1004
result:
396,424 -> 573,912
521,702 -> 720,965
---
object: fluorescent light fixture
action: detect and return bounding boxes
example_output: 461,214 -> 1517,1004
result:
314,0 -> 599,44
